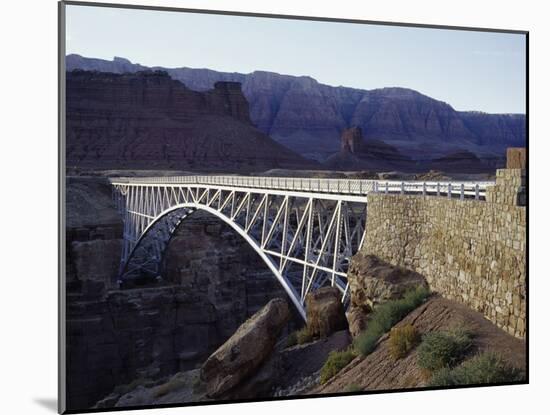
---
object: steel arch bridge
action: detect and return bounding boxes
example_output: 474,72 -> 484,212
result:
110,175 -> 493,319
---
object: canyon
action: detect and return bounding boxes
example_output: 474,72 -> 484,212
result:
65,177 -> 300,409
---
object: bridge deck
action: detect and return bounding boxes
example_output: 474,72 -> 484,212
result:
110,175 -> 495,200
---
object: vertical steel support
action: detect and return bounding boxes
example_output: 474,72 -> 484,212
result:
331,201 -> 342,287
301,198 -> 314,300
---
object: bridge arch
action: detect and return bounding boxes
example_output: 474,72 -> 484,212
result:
112,176 -> 493,322
121,202 -> 307,319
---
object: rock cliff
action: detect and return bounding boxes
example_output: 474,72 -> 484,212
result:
67,54 -> 526,163
66,70 -> 315,171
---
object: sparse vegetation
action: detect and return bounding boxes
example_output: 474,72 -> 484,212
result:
429,352 -> 524,387
286,331 -> 298,347
320,349 -> 357,384
389,324 -> 420,360
417,326 -> 473,372
354,286 -> 430,356
344,383 -> 363,393
296,327 -> 314,345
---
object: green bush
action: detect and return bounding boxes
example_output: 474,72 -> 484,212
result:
389,324 -> 420,360
296,327 -> 314,345
354,285 -> 430,357
286,331 -> 298,347
429,352 -> 524,387
320,349 -> 356,384
417,326 -> 473,372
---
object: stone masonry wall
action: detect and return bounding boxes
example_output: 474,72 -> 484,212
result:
360,168 -> 526,338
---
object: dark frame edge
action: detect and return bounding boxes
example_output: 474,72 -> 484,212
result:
58,1 -> 529,413
58,1 -> 67,414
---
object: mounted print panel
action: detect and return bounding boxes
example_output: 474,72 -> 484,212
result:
58,1 -> 528,413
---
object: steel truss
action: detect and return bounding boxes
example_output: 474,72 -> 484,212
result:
111,182 -> 368,319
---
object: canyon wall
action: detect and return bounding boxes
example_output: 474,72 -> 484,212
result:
66,178 -> 294,410
67,54 -> 526,162
357,168 -> 526,338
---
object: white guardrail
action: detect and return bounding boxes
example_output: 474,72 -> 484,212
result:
111,175 -> 495,200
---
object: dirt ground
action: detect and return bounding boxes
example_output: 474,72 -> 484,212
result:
313,295 -> 526,393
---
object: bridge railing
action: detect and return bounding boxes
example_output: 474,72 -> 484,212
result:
110,175 -> 494,200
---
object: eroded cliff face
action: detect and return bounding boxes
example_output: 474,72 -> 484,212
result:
65,179 -> 294,410
67,55 -> 526,162
66,70 -> 315,171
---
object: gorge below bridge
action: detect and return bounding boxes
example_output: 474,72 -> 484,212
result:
110,175 -> 493,320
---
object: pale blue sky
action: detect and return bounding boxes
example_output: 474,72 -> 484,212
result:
65,4 -> 526,114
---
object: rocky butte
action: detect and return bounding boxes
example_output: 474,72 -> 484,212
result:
65,70 -> 316,171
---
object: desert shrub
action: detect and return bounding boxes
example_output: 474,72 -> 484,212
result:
320,349 -> 357,384
429,352 -> 524,387
344,383 -> 363,393
296,327 -> 314,345
286,331 -> 298,347
354,329 -> 381,357
354,286 -> 430,356
389,324 -> 420,360
427,367 -> 455,386
417,326 -> 473,372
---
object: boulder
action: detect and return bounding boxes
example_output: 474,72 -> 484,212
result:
200,298 -> 290,397
347,254 -> 427,310
305,287 -> 348,338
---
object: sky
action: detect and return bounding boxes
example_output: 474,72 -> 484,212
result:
65,4 -> 526,114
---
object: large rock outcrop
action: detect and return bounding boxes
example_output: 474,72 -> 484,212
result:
325,127 -> 414,171
345,254 -> 427,337
67,54 -> 526,163
66,70 -> 316,171
347,254 -> 428,310
305,287 -> 348,338
340,126 -> 365,153
200,298 -> 290,397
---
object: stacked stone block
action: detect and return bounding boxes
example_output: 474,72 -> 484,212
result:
359,169 -> 526,339
485,169 -> 526,206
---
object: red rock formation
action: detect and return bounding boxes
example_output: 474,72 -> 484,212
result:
340,127 -> 365,154
65,70 -> 315,171
67,55 -> 526,162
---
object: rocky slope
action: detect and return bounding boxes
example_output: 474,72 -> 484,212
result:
67,54 -> 526,162
314,296 -> 526,393
66,70 -> 315,171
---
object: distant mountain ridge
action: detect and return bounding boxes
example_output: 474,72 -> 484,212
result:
67,54 -> 526,162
